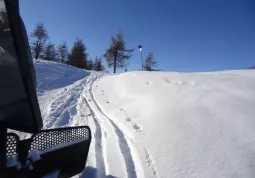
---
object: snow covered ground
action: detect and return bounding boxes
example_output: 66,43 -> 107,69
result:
34,60 -> 255,178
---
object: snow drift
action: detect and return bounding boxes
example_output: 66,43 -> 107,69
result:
93,70 -> 255,178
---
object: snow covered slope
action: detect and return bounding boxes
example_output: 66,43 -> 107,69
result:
33,60 -> 255,178
93,70 -> 255,178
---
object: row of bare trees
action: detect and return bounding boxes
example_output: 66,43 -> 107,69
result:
29,23 -> 159,73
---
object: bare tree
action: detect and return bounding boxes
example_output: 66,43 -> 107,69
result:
30,23 -> 48,59
104,31 -> 133,73
144,52 -> 159,71
57,42 -> 68,64
94,56 -> 105,71
68,38 -> 88,69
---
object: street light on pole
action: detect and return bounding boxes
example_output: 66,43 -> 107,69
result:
138,45 -> 143,70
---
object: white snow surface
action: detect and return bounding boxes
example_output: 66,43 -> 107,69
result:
34,59 -> 255,178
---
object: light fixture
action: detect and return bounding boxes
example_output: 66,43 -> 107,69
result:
138,45 -> 142,51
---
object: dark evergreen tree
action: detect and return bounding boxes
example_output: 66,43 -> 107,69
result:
68,39 -> 88,69
44,42 -> 57,61
248,65 -> 255,69
86,58 -> 94,70
57,42 -> 68,64
94,57 -> 105,71
144,52 -> 159,71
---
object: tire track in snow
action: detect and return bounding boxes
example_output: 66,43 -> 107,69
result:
84,73 -> 134,178
93,74 -> 159,178
107,119 -> 137,178
47,74 -> 107,178
82,96 -> 106,178
88,73 -> 142,178
84,73 -> 130,178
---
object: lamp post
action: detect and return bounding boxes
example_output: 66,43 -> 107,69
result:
62,44 -> 66,63
138,45 -> 143,70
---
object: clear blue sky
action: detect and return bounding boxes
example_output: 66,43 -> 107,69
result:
20,0 -> 255,72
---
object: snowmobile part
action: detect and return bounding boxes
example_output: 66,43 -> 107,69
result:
0,0 -> 92,177
0,0 -> 43,133
1,126 -> 91,178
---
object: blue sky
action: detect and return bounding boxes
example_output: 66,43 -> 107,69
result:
20,0 -> 255,72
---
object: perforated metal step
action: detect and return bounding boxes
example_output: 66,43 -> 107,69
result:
6,133 -> 19,158
30,126 -> 91,152
6,126 -> 91,159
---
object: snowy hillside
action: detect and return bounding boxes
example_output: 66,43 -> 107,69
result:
93,70 -> 255,178
34,60 -> 255,178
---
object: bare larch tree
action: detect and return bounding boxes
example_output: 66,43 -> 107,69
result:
104,31 -> 133,73
30,23 -> 48,59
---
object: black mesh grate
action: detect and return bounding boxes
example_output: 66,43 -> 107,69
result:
30,126 -> 91,152
6,133 -> 19,158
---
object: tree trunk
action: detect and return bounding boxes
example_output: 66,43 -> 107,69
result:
113,53 -> 117,73
35,42 -> 40,59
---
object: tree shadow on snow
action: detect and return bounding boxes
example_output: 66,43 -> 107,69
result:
80,166 -> 117,178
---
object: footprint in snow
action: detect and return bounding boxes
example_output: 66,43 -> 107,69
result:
146,81 -> 153,86
164,79 -> 171,84
133,124 -> 141,131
